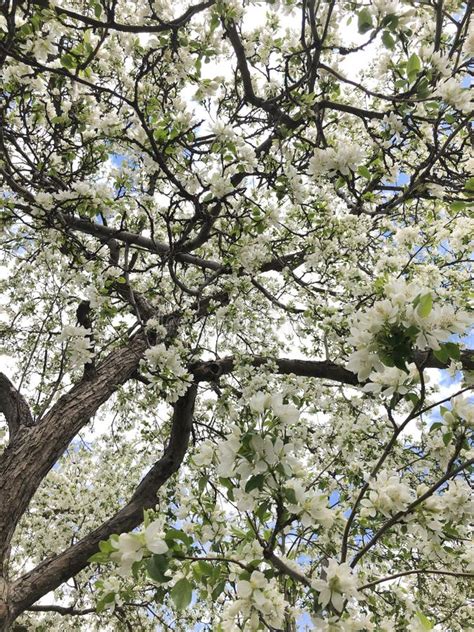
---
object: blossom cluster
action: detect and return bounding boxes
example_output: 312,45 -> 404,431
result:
312,559 -> 360,613
309,144 -> 365,178
347,278 -> 472,382
58,324 -> 94,369
222,570 -> 288,631
143,342 -> 191,402
360,472 -> 414,518
109,520 -> 168,576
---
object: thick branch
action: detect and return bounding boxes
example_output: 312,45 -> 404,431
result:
10,385 -> 197,618
60,215 -> 223,272
225,22 -> 298,129
190,349 -> 474,385
27,604 -> 96,616
0,335 -> 148,565
0,373 -> 34,443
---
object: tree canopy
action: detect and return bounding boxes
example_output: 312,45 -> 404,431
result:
0,0 -> 473,629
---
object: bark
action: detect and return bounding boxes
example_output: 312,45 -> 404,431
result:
0,374 -> 34,444
0,335 -> 147,629
190,349 -> 474,384
8,384 -> 197,622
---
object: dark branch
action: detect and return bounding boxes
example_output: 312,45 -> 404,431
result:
0,373 -> 34,443
10,384 -> 198,617
190,349 -> 474,386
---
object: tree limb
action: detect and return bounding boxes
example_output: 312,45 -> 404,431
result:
10,385 -> 198,618
0,335 -> 148,565
190,349 -> 474,386
0,373 -> 34,443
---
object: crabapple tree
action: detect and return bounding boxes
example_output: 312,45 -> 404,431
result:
0,0 -> 473,630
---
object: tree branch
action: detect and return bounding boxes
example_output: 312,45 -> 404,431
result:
0,373 -> 34,443
27,604 -> 96,616
190,349 -> 474,386
350,457 -> 474,568
359,567 -> 474,591
10,385 -> 198,618
0,335 -> 148,565
30,0 -> 215,33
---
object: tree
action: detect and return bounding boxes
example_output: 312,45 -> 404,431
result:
0,0 -> 473,629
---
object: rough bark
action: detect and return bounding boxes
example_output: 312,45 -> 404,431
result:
0,374 -> 34,444
0,335 -> 148,629
7,384 -> 197,622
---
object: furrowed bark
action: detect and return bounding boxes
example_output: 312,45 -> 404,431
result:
0,374 -> 34,444
0,335 -> 148,629
9,385 -> 197,621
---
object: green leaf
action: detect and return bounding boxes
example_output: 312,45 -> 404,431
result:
147,554 -> 172,583
357,165 -> 371,179
416,611 -> 434,630
382,30 -> 395,49
379,351 -> 395,368
382,14 -> 399,30
211,580 -> 226,600
165,529 -> 193,546
433,346 -> 449,363
96,592 -> 115,613
255,501 -> 270,521
392,353 -> 409,372
94,2 -> 103,18
429,422 -> 443,433
416,293 -> 433,318
416,77 -> 430,98
357,8 -> 373,34
195,560 -> 214,579
88,551 -> 109,563
465,177 -> 474,192
450,201 -> 467,212
405,325 -> 419,339
245,474 -> 265,493
405,393 -> 419,406
442,431 -> 453,446
284,487 -> 298,505
407,53 -> 421,82
170,578 -> 193,610
198,475 -> 208,492
444,342 -> 461,361
60,54 -> 76,70
98,539 -> 115,554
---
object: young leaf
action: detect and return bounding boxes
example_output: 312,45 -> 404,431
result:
96,592 -> 116,613
245,474 -> 265,493
357,8 -> 373,34
416,611 -> 434,630
407,53 -> 421,82
60,54 -> 76,70
416,293 -> 433,318
357,165 -> 371,179
170,578 -> 193,610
